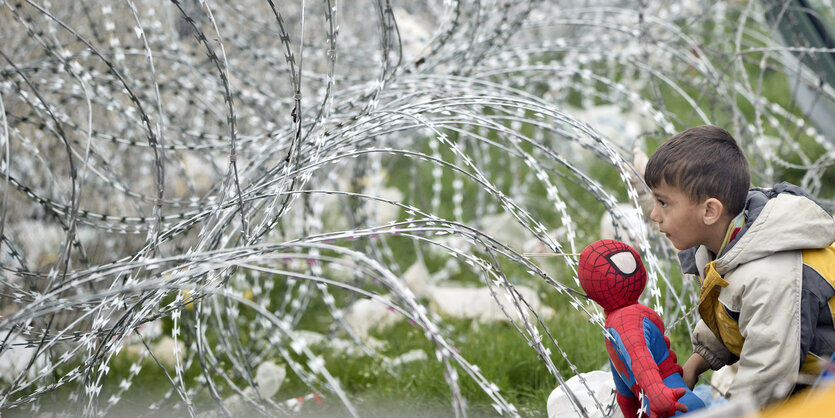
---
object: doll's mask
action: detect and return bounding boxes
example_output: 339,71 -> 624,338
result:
578,239 -> 647,312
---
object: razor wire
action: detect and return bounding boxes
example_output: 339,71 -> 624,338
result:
1,0 -> 834,417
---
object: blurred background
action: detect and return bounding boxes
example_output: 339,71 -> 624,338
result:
1,0 -> 833,416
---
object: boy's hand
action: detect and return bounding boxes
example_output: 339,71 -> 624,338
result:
683,353 -> 710,390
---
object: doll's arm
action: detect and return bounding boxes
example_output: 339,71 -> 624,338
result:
611,310 -> 687,417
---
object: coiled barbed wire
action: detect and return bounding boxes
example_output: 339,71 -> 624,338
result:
1,0 -> 834,417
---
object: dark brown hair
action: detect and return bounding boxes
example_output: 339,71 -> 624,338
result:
644,125 -> 750,216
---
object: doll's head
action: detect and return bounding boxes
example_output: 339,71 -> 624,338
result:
578,239 -> 647,313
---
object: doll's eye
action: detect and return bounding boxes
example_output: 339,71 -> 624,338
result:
609,251 -> 637,274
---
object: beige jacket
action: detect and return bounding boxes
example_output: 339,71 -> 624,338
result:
681,184 -> 835,406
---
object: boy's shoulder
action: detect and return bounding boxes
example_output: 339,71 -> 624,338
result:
721,184 -> 832,258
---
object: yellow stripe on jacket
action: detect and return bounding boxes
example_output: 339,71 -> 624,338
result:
799,245 -> 835,374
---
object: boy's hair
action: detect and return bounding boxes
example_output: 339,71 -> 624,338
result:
645,125 -> 750,216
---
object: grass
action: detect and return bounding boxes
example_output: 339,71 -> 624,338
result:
120,299 -> 612,417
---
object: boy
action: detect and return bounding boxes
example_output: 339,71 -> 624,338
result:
643,125 -> 835,407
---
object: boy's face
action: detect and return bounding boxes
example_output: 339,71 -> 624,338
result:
649,181 -> 707,251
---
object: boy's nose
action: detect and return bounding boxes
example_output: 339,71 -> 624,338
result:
649,204 -> 661,223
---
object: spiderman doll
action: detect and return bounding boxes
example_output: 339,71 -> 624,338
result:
578,239 -> 705,417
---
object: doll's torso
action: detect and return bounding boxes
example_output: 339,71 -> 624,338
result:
604,304 -> 681,390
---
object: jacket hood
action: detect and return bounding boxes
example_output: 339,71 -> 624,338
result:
680,182 -> 835,276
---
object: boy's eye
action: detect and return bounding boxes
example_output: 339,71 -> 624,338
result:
657,199 -> 667,208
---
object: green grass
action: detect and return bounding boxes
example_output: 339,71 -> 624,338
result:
99,297 -> 615,417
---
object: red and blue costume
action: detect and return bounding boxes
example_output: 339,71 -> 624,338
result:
578,240 -> 705,418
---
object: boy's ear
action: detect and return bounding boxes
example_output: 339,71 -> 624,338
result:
702,198 -> 724,225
